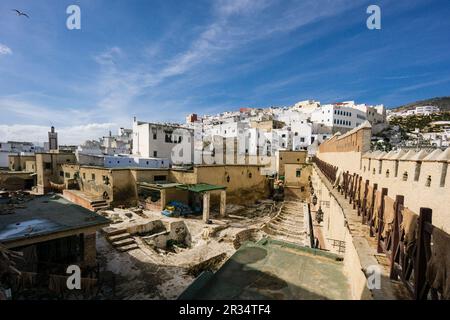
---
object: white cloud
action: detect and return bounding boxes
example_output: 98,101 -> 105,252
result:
0,123 -> 117,145
0,44 -> 12,55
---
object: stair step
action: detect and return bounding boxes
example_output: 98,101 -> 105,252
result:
91,199 -> 107,204
276,215 -> 304,223
113,238 -> 135,247
93,205 -> 110,212
117,244 -> 139,252
108,232 -> 131,242
92,202 -> 108,207
267,223 -> 305,236
264,225 -> 305,240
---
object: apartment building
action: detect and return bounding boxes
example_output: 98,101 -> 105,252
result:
132,118 -> 194,165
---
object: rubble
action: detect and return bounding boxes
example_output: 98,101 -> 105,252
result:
0,191 -> 35,215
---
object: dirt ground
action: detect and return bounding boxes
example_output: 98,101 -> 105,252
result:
96,200 -> 281,299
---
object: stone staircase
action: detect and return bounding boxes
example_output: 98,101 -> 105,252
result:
105,229 -> 139,252
263,201 -> 307,246
90,199 -> 110,212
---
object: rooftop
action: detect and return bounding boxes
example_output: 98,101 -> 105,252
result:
0,194 -> 110,246
179,239 -> 351,300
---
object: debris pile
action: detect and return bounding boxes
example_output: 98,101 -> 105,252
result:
0,191 -> 34,215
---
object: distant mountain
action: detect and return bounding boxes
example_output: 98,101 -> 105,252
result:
392,96 -> 450,112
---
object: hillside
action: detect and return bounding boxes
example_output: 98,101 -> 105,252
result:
392,96 -> 450,112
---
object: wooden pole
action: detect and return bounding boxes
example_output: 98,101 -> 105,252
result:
414,207 -> 432,300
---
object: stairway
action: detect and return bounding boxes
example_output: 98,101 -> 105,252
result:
105,229 -> 139,252
263,201 -> 307,246
90,199 -> 110,212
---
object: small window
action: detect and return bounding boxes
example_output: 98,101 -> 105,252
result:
146,161 -> 149,165
65,172 -> 70,178
226,176 -> 230,183
153,151 -> 157,157
425,175 -> 431,187
44,162 -> 52,170
385,170 -> 390,178
153,133 -> 157,139
59,171 -> 64,177
91,173 -> 95,180
402,172 -> 408,181
248,172 -> 252,178
83,173 -> 86,179
296,169 -> 301,177
297,158 -> 300,162
154,175 -> 167,182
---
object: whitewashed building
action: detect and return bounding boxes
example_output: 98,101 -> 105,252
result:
132,118 -> 194,165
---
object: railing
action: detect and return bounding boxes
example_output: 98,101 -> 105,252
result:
312,157 -> 449,300
311,157 -> 338,183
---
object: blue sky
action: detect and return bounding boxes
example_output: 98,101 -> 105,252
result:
1,0 -> 450,144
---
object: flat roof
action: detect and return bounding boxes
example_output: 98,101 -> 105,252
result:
179,239 -> 351,300
176,183 -> 226,193
0,195 -> 110,246
137,182 -> 182,189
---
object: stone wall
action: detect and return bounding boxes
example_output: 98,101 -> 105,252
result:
316,123 -> 450,232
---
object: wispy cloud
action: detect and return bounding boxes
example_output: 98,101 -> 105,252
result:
0,43 -> 12,55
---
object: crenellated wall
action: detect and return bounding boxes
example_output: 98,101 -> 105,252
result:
316,123 -> 450,232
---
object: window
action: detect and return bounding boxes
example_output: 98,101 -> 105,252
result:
300,137 -> 305,142
385,170 -> 390,178
402,172 -> 408,181
425,175 -> 431,187
91,173 -> 95,180
294,132 -> 298,136
153,133 -> 157,139
83,173 -> 86,179
164,132 -> 173,143
59,171 -> 64,177
248,172 -> 252,178
154,175 -> 167,182
296,169 -> 301,177
153,151 -> 157,157
282,134 -> 286,138
65,172 -> 70,178
44,162 -> 52,170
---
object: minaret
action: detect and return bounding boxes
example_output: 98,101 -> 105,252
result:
48,126 -> 58,151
